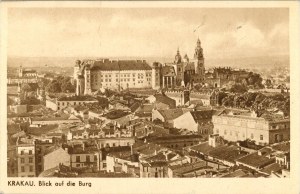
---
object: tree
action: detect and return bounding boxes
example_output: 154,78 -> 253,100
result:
21,83 -> 32,93
46,80 -> 61,93
61,80 -> 75,93
230,84 -> 248,93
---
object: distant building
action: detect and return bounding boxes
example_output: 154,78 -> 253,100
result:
7,66 -> 38,85
205,67 -> 249,88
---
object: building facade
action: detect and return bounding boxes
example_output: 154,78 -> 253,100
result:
16,143 -> 36,177
212,111 -> 290,145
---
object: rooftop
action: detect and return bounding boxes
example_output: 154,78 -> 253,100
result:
57,95 -> 98,102
84,59 -> 152,71
236,152 -> 275,169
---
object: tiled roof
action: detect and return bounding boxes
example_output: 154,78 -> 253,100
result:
271,142 -> 290,152
260,163 -> 283,175
86,59 -> 152,71
136,104 -> 154,113
57,95 -> 97,102
221,169 -> 249,177
190,142 -> 214,155
161,66 -> 175,76
236,152 -> 275,169
154,94 -> 176,107
103,110 -> 130,120
157,108 -> 186,121
170,160 -> 207,175
207,145 -> 247,163
190,110 -> 214,122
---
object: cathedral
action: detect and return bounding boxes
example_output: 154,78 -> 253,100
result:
152,38 -> 205,89
74,38 -> 205,95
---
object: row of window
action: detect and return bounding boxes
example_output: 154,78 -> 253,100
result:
216,129 -> 264,140
20,165 -> 34,172
91,73 -> 151,79
57,101 -> 85,106
20,150 -> 33,155
20,157 -> 34,163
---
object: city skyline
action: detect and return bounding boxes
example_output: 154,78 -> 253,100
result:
8,8 -> 289,60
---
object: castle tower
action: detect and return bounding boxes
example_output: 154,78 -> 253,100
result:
194,38 -> 205,81
152,62 -> 162,90
174,48 -> 182,64
84,65 -> 92,95
74,60 -> 81,79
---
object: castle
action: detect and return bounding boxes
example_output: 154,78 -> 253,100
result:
74,38 -> 205,95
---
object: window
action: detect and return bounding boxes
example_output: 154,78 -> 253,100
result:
29,166 -> 33,172
21,150 -> 24,155
21,158 -> 25,164
29,157 -> 33,163
94,155 -> 97,161
76,164 -> 80,167
29,150 -> 32,155
21,166 -> 25,172
86,155 -> 90,163
260,135 -> 263,140
251,133 -> 254,139
76,156 -> 80,162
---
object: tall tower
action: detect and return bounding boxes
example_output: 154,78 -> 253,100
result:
19,65 -> 23,77
194,38 -> 205,81
152,62 -> 162,90
174,48 -> 182,64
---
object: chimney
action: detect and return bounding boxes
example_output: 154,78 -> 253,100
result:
82,143 -> 85,151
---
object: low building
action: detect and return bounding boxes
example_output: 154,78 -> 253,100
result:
46,95 -> 98,111
140,161 -> 168,178
69,144 -> 100,171
43,147 -> 70,171
145,135 -> 202,149
164,90 -> 190,106
106,151 -> 139,173
236,152 -> 275,171
152,108 -> 189,127
173,110 -> 214,134
146,93 -> 176,110
212,110 -> 290,145
30,114 -> 82,126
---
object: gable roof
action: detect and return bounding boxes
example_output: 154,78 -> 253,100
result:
190,110 -> 214,122
157,108 -> 186,121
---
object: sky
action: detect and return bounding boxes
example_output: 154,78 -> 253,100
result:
8,8 -> 289,60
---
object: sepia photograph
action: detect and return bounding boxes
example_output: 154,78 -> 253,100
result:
1,1 -> 300,194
